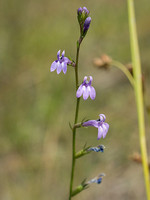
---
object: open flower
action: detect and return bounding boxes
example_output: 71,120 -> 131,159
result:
50,50 -> 70,74
76,76 -> 96,100
82,114 -> 109,140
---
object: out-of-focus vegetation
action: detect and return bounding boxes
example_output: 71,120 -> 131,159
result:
0,0 -> 150,199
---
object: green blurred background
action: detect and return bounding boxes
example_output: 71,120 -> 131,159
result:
0,0 -> 150,199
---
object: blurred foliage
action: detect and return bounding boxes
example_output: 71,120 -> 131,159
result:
0,0 -> 150,199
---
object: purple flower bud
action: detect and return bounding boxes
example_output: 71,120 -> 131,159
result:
83,7 -> 89,15
83,17 -> 91,34
50,50 -> 70,74
82,114 -> 109,140
76,76 -> 96,100
77,7 -> 83,14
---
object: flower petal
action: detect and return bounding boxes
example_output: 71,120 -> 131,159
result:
83,76 -> 88,84
83,86 -> 90,100
64,57 -> 69,63
57,50 -> 61,60
97,126 -> 103,140
102,123 -> 109,138
62,62 -> 67,74
99,114 -> 106,122
50,61 -> 57,72
89,86 -> 96,100
62,50 -> 65,58
88,76 -> 93,86
76,85 -> 83,98
56,61 -> 62,74
82,120 -> 98,128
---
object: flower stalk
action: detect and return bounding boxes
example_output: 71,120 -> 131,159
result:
69,37 -> 82,200
50,7 -> 109,199
127,0 -> 150,199
110,60 -> 135,88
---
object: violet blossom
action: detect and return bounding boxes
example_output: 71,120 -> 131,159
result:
82,114 -> 109,140
50,50 -> 70,74
76,76 -> 96,100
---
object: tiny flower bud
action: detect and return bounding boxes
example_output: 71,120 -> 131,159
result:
77,7 -> 82,14
83,17 -> 91,36
83,7 -> 89,15
77,6 -> 91,37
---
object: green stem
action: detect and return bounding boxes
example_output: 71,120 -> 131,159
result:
69,37 -> 82,200
127,0 -> 150,199
111,60 -> 135,88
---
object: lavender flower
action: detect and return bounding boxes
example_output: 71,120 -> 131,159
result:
83,17 -> 91,34
50,50 -> 70,74
82,114 -> 109,140
76,76 -> 96,100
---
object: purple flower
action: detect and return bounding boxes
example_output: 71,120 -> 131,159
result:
50,50 -> 70,74
76,76 -> 96,100
82,114 -> 109,140
83,17 -> 91,33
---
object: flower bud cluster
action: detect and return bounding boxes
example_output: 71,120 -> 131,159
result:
77,7 -> 91,37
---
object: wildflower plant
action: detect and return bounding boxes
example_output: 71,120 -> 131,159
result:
50,6 -> 109,199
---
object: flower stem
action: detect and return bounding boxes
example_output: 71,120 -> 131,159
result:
111,60 -> 135,88
127,0 -> 150,199
69,37 -> 82,200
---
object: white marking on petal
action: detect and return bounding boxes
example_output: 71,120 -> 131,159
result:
83,86 -> 89,100
62,63 -> 67,74
98,126 -> 103,140
56,61 -> 62,74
